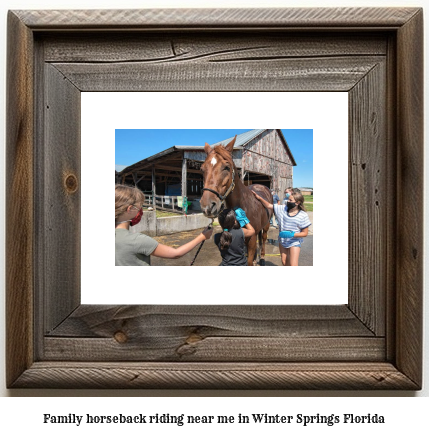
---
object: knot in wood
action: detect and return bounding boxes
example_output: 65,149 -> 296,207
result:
114,331 -> 128,343
64,174 -> 78,194
186,333 -> 203,344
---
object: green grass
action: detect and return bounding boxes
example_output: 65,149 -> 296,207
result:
303,195 -> 313,211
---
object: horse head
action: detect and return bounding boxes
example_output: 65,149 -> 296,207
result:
200,136 -> 236,218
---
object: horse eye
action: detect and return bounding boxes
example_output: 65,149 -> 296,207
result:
224,166 -> 230,172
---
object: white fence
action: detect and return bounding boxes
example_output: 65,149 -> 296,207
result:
144,195 -> 191,214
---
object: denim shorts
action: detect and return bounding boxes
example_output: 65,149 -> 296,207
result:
280,240 -> 301,249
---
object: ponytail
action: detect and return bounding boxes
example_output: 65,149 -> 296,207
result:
220,229 -> 232,251
218,209 -> 240,251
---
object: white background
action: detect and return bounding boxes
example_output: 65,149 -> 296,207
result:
2,397 -> 429,435
82,92 -> 348,305
0,0 -> 428,425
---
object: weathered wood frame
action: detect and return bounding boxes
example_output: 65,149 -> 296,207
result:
6,8 -> 423,389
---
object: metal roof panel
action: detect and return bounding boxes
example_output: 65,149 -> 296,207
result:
211,129 -> 266,148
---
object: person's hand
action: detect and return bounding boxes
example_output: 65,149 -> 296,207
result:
251,191 -> 261,200
234,207 -> 250,227
201,226 -> 213,240
279,230 -> 295,239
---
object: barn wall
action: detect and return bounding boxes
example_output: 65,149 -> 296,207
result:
184,150 -> 242,167
278,176 -> 293,197
245,130 -> 294,164
243,130 -> 293,191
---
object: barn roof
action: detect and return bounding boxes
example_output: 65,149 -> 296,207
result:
117,129 -> 296,175
211,129 -> 296,166
211,129 -> 266,148
119,145 -> 242,175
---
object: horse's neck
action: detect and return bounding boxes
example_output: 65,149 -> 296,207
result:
226,172 -> 250,209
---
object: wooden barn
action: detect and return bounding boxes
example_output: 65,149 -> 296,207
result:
117,129 -> 296,212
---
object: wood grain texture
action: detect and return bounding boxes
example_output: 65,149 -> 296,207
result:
6,8 -> 423,390
348,61 -> 386,336
42,33 -> 387,63
48,305 -> 373,338
14,8 -> 420,29
52,56 -> 383,92
43,305 -> 380,362
44,337 -> 385,362
395,9 -> 423,388
5,11 -> 35,388
43,64 -> 81,333
11,362 -> 419,390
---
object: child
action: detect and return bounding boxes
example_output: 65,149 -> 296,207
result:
283,187 -> 293,204
214,208 -> 255,266
252,188 -> 311,266
115,184 -> 213,266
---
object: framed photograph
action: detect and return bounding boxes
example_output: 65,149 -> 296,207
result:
6,7 -> 423,389
83,94 -> 346,305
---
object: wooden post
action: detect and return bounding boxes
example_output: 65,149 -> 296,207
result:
151,165 -> 156,209
241,150 -> 244,180
182,158 -> 188,213
181,158 -> 187,198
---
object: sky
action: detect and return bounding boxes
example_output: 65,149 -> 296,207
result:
115,129 -> 313,188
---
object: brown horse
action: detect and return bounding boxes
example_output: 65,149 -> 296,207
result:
200,136 -> 273,266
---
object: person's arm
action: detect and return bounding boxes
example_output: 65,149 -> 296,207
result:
251,191 -> 274,210
294,227 -> 309,238
242,222 -> 255,238
152,227 -> 213,259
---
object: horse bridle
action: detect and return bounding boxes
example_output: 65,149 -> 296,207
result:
201,167 -> 236,212
191,166 -> 235,267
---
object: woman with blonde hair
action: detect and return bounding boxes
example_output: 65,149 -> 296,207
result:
115,184 -> 212,266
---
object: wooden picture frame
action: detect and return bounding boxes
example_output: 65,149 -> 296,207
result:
6,8 -> 423,389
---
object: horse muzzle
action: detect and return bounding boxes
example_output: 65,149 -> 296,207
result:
200,196 -> 224,218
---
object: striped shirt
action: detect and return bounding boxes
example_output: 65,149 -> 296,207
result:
273,204 -> 311,248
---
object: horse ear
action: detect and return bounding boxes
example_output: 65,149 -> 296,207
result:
224,135 -> 237,154
204,143 -> 212,154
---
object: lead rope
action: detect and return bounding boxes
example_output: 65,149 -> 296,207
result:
190,219 -> 214,266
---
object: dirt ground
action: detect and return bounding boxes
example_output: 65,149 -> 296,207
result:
151,211 -> 313,266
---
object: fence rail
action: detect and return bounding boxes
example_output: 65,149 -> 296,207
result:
144,195 -> 190,214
